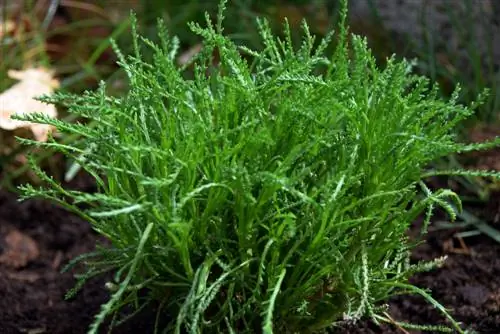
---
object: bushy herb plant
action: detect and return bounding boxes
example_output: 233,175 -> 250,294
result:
16,1 -> 500,333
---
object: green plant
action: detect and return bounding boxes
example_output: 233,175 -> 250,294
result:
356,0 -> 500,243
417,0 -> 500,207
16,0 -> 500,333
362,0 -> 499,125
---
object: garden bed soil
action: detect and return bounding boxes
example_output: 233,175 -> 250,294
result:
0,175 -> 499,334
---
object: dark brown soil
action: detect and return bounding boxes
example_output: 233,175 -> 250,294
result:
340,232 -> 500,334
0,177 -> 499,334
0,188 -> 103,334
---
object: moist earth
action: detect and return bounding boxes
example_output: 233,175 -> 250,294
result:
0,178 -> 499,334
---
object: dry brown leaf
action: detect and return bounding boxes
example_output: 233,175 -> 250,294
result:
0,20 -> 15,38
0,67 -> 60,142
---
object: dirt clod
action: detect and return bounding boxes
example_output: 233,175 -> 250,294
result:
0,229 -> 39,268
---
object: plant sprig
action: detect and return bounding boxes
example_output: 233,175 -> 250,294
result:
17,0 -> 499,333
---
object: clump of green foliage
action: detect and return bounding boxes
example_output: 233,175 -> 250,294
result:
16,1 -> 500,333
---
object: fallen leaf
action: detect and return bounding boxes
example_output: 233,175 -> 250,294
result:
0,67 -> 59,142
0,20 -> 15,38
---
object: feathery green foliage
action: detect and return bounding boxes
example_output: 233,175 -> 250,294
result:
16,0 -> 500,333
